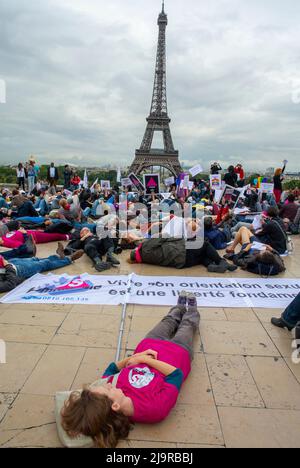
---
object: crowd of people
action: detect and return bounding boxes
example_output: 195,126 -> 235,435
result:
0,158 -> 299,294
0,157 -> 299,447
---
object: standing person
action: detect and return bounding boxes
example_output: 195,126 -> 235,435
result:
60,292 -> 200,448
210,162 -> 222,175
234,163 -> 245,187
16,163 -> 25,190
224,166 -> 238,187
27,161 -> 36,194
273,161 -> 287,204
63,165 -> 72,189
271,293 -> 300,331
47,163 -> 59,189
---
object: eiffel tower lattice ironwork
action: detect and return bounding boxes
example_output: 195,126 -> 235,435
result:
129,1 -> 182,177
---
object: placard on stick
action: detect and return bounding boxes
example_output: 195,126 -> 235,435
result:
143,174 -> 160,195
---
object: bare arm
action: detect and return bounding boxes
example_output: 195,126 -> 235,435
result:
126,355 -> 177,377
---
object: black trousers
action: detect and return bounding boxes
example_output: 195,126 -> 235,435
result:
185,241 -> 222,268
83,237 -> 114,261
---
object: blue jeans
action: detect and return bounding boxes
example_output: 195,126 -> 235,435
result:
73,222 -> 96,233
11,256 -> 72,279
282,294 -> 300,328
34,199 -> 49,216
1,244 -> 33,260
16,216 -> 46,224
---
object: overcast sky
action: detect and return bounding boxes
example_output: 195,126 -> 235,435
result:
0,0 -> 300,171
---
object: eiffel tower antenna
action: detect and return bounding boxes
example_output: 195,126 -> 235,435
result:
129,2 -> 182,177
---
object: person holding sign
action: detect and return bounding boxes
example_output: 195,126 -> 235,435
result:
234,164 -> 245,187
273,160 -> 287,204
60,292 -> 200,448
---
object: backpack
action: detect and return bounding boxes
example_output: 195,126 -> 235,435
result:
273,219 -> 294,254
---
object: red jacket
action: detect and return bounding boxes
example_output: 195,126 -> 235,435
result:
234,167 -> 245,180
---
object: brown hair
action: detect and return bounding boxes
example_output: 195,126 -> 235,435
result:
61,388 -> 132,448
274,168 -> 282,177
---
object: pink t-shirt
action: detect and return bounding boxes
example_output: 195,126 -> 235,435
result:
102,338 -> 191,424
1,231 -> 25,248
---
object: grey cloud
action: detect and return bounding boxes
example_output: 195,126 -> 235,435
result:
0,0 -> 299,171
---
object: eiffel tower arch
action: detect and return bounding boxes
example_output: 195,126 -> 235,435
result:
129,1 -> 182,178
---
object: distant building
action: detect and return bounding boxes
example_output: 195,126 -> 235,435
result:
285,172 -> 300,181
266,167 -> 275,176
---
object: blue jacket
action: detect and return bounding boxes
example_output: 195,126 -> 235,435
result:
205,227 -> 227,250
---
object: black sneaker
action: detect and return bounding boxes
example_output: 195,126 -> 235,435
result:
95,261 -> 112,272
207,262 -> 228,273
106,253 -> 120,266
271,317 -> 293,332
24,234 -> 37,257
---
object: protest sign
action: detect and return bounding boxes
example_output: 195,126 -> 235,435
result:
189,164 -> 203,178
260,183 -> 274,193
128,173 -> 145,192
210,174 -> 222,190
220,185 -> 242,209
143,174 -> 160,195
164,176 -> 175,187
2,273 -> 299,309
121,178 -> 132,187
101,180 -> 111,190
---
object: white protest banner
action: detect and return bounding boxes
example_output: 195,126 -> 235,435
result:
128,275 -> 300,309
1,274 -> 130,306
164,176 -> 175,186
189,164 -> 203,178
101,180 -> 111,190
121,178 -> 132,187
210,174 -> 222,190
83,169 -> 88,189
260,183 -> 274,193
180,175 -> 190,189
91,179 -> 98,190
1,274 -> 299,309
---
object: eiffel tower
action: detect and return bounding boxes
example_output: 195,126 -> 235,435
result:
129,1 -> 182,177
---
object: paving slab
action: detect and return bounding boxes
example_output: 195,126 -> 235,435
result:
219,407 -> 300,448
206,354 -> 264,408
128,404 -> 224,446
246,356 -> 300,410
0,323 -> 57,345
0,343 -> 46,393
21,345 -> 86,396
201,321 -> 280,356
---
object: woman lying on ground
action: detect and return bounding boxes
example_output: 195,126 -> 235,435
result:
61,292 -> 200,448
224,226 -> 286,276
0,224 -> 70,249
227,207 -> 287,255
